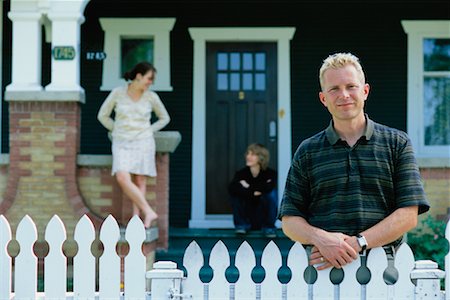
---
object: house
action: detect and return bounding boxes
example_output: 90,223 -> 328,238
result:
0,0 -> 448,257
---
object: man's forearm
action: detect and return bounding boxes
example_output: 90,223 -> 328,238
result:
359,206 -> 418,250
281,215 -> 323,245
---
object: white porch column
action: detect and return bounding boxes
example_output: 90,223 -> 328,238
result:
45,0 -> 89,92
6,10 -> 43,92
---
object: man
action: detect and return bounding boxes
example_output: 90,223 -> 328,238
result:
279,53 -> 429,275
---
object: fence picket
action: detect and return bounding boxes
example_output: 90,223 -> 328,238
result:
0,215 -> 447,300
393,243 -> 415,299
208,240 -> 230,299
366,247 -> 389,299
234,241 -> 256,299
286,242 -> 308,299
0,215 -> 12,300
99,214 -> 121,299
339,255 -> 361,300
260,241 -> 282,300
124,215 -> 146,299
314,262 -> 333,299
73,214 -> 96,299
182,241 -> 204,299
44,215 -> 67,299
15,215 -> 38,299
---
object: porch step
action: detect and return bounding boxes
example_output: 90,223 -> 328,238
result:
155,228 -> 295,283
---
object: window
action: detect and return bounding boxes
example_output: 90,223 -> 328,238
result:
402,21 -> 450,165
99,18 -> 175,91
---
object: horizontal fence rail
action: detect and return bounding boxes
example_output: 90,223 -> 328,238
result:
0,214 -> 448,300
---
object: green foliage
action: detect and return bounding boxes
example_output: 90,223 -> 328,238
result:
407,215 -> 449,271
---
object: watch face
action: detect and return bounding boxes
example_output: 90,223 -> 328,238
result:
358,236 -> 367,247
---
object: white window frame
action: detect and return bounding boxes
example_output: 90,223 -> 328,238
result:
99,18 -> 175,91
402,20 -> 450,167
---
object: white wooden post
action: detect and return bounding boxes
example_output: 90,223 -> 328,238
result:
411,260 -> 445,300
124,215 -> 147,299
44,215 -> 67,299
0,215 -> 12,299
14,215 -> 38,299
146,261 -> 186,300
45,0 -> 89,92
7,0 -> 43,92
73,215 -> 96,299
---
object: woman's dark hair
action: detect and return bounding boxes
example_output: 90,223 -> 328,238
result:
123,61 -> 157,81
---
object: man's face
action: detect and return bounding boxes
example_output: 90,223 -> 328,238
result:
318,65 -> 369,122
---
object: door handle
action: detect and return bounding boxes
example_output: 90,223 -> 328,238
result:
269,121 -> 277,140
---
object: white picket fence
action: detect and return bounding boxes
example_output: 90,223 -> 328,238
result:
0,214 -> 448,300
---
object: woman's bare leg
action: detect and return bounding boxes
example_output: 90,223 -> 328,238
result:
116,171 -> 157,228
134,174 -> 158,227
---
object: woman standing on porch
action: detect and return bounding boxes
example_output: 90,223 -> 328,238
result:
97,61 -> 171,228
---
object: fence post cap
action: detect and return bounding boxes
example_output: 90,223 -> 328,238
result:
153,261 -> 177,269
414,260 -> 438,269
411,260 -> 445,280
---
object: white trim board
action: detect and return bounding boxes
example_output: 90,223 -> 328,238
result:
188,27 -> 296,228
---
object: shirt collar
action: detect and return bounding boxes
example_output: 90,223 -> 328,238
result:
325,114 -> 374,145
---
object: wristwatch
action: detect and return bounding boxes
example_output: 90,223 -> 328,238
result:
356,234 -> 368,252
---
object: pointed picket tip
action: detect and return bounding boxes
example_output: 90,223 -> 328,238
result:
99,214 -> 120,241
209,240 -> 230,269
0,215 -> 12,242
125,215 -> 146,244
16,215 -> 37,243
74,214 -> 95,241
45,215 -> 67,242
235,241 -> 256,266
183,240 -> 204,272
261,240 -> 282,266
184,240 -> 203,259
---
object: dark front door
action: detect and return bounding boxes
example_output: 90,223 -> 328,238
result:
206,42 -> 278,215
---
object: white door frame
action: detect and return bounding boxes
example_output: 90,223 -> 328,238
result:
188,27 -> 296,228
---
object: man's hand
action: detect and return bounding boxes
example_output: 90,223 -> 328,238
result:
309,232 -> 358,270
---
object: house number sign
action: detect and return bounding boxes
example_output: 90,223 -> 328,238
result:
52,46 -> 76,60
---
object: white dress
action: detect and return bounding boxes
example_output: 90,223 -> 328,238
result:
97,85 -> 170,177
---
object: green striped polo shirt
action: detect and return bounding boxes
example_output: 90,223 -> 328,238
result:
279,116 -> 429,237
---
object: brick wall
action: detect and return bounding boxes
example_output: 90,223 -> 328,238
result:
420,167 -> 450,222
1,102 -> 85,237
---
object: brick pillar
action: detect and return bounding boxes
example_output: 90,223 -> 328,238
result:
0,101 -> 100,237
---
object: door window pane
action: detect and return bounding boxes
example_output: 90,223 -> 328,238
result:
243,53 -> 253,70
230,73 -> 240,91
217,73 -> 228,90
255,53 -> 266,70
121,38 -> 154,76
424,77 -> 450,145
217,53 -> 228,71
424,39 -> 450,72
243,73 -> 253,90
230,53 -> 241,70
255,73 -> 266,91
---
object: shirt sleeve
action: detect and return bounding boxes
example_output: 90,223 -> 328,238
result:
97,89 -> 118,132
228,169 -> 254,199
150,91 -> 171,132
394,134 -> 430,214
278,145 -> 311,220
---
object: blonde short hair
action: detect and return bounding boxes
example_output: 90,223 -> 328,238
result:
319,52 -> 366,90
246,143 -> 270,170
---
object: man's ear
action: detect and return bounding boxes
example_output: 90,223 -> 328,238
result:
319,92 -> 327,107
363,83 -> 370,100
